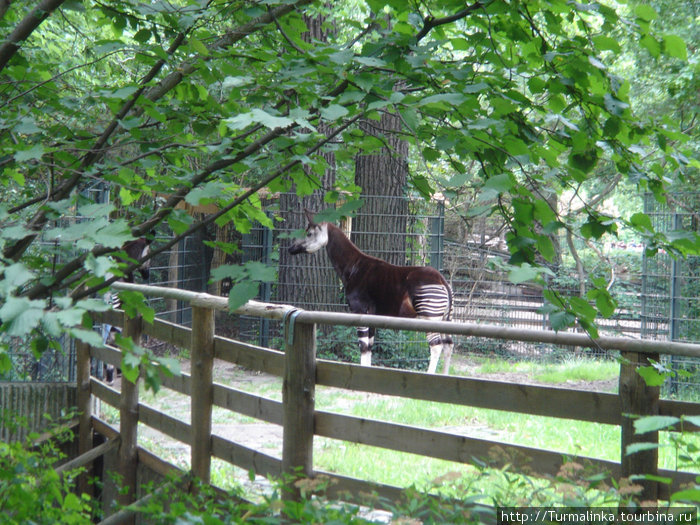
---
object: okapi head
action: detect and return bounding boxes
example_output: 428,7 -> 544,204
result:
120,236 -> 153,282
288,209 -> 329,255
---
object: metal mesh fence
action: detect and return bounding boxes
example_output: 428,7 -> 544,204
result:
642,193 -> 700,399
7,187 -> 698,394
236,195 -> 446,369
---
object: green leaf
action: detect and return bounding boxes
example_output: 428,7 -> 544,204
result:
31,336 -> 49,359
354,56 -> 387,68
549,310 -> 575,332
13,116 -> 41,134
483,174 -> 512,194
132,28 -> 151,43
670,488 -> 700,503
320,104 -> 349,122
75,298 -> 112,313
633,415 -> 680,434
95,220 -> 133,248
121,352 -> 141,384
569,149 -> 599,175
118,290 -> 155,324
0,296 -> 46,336
418,93 -> 466,107
0,263 -> 34,295
629,212 -> 653,232
509,263 -> 539,284
188,37 -> 209,56
464,82 -> 489,94
592,35 -> 620,53
569,296 -> 597,321
119,187 -> 136,206
0,352 -> 11,374
14,144 -> 45,162
661,34 -> 688,60
111,86 -> 139,99
225,109 -> 293,131
84,255 -> 116,278
637,365 -> 667,387
243,261 -> 276,282
55,307 -> 86,327
682,415 -> 700,427
186,181 -> 227,206
210,264 -> 245,283
626,442 -> 660,455
70,328 -> 105,347
640,35 -> 660,58
411,174 -> 433,199
228,281 -> 259,311
634,5 -> 657,21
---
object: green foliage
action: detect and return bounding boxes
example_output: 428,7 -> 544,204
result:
0,417 -> 93,524
113,332 -> 180,392
0,0 -> 698,382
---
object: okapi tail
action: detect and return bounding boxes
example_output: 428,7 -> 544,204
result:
444,280 -> 453,322
442,280 -> 454,346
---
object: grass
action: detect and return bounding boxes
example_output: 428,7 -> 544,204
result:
471,356 -> 620,386
312,356 -> 698,495
100,355 -> 698,505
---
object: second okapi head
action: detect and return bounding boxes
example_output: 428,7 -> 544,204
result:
288,209 -> 329,255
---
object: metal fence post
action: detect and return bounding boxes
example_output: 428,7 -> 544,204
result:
282,315 -> 316,497
191,305 -> 215,483
619,351 -> 660,502
118,314 -> 142,521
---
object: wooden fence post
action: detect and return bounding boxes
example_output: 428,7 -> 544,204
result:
118,314 -> 142,521
619,351 -> 660,503
190,305 -> 214,484
76,340 -> 92,496
282,318 -> 316,495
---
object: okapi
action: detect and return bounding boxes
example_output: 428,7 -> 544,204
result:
101,236 -> 153,383
288,210 -> 454,374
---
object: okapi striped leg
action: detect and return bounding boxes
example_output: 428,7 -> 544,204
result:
426,330 -> 444,374
413,283 -> 453,374
440,335 -> 454,375
357,327 -> 375,367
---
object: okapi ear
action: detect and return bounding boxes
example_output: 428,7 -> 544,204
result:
304,208 -> 317,226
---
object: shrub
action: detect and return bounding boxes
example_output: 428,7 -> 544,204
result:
0,416 -> 93,524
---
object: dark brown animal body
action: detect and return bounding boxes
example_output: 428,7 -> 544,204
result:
289,212 -> 453,374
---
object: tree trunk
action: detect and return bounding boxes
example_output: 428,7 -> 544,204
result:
277,12 -> 341,312
352,108 -> 408,266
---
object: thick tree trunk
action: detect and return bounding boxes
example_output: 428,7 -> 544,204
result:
277,12 -> 341,312
352,109 -> 408,266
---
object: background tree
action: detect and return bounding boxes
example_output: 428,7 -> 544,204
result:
277,8 -> 343,311
352,107 -> 409,266
0,0 -> 697,379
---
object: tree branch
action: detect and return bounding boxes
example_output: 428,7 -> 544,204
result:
3,0 -> 314,263
414,1 -> 484,42
67,112 -> 364,302
0,0 -> 66,73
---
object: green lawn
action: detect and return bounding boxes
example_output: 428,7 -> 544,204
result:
125,354 -> 698,505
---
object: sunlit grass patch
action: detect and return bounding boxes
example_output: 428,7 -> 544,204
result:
533,359 -> 619,385
467,356 -> 619,388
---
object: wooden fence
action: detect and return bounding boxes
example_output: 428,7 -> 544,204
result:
75,282 -> 700,521
0,383 -> 77,442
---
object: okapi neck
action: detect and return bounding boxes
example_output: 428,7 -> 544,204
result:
324,223 -> 364,284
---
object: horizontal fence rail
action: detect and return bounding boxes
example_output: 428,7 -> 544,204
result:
77,283 -> 700,515
112,282 -> 700,359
